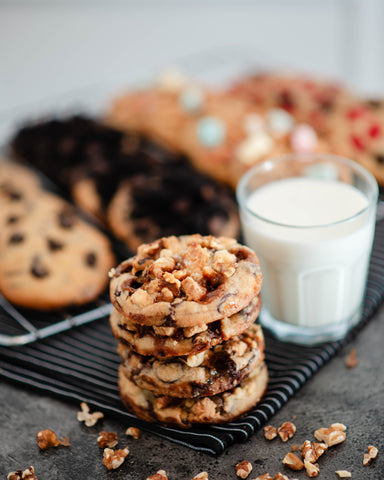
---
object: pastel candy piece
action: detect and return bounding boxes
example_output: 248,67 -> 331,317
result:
290,124 -> 318,153
303,162 -> 339,181
196,116 -> 226,148
244,113 -> 265,135
157,67 -> 188,92
236,132 -> 274,165
179,86 -> 205,114
267,108 -> 294,135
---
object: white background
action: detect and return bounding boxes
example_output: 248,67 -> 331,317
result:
0,0 -> 383,120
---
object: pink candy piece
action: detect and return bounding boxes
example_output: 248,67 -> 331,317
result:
290,124 -> 318,153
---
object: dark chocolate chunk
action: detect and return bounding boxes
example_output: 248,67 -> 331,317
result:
58,209 -> 75,228
376,154 -> 384,164
6,215 -> 19,224
8,232 -> 24,244
30,255 -> 49,278
85,252 -> 97,267
47,238 -> 64,251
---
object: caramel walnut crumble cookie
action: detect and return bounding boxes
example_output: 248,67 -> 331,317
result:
108,234 -> 267,426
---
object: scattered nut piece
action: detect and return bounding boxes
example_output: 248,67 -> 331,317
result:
282,452 -> 304,471
363,445 -> 378,465
7,466 -> 38,480
345,349 -> 359,369
278,422 -> 296,442
102,447 -> 129,470
125,426 -> 141,439
291,444 -> 302,452
335,471 -> 352,478
274,474 -> 299,480
36,429 -> 70,450
146,470 -> 168,480
264,425 -> 278,440
97,431 -> 118,448
314,423 -> 346,446
301,440 -> 328,463
304,460 -> 319,478
254,474 -> 273,480
191,472 -> 208,480
77,402 -> 104,427
236,460 -> 253,478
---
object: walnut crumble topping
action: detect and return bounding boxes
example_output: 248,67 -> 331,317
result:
102,447 -> 129,470
77,402 -> 104,427
36,429 -> 70,450
7,467 -> 38,480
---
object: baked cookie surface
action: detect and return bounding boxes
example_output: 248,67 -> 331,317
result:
118,360 -> 268,427
110,235 -> 262,327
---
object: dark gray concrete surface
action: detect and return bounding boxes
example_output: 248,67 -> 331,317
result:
1,308 -> 383,480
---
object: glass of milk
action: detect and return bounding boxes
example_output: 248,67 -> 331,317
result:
236,154 -> 378,345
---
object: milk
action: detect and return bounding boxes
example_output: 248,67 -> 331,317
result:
240,177 -> 376,335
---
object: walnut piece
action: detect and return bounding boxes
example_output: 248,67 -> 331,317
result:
264,425 -> 278,440
278,422 -> 296,442
77,402 -> 104,427
291,444 -> 302,452
274,474 -> 298,480
102,447 -> 129,470
335,471 -> 352,478
7,466 -> 38,480
36,429 -> 70,450
314,423 -> 346,446
146,470 -> 168,480
301,440 -> 328,463
97,431 -> 118,448
282,452 -> 304,471
363,445 -> 378,465
254,474 -> 273,480
304,460 -> 319,478
236,460 -> 253,478
125,427 -> 141,439
345,348 -> 359,369
191,472 -> 208,480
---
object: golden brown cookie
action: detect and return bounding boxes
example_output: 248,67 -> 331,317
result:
109,235 -> 262,328
118,322 -> 264,398
110,295 -> 261,357
118,361 -> 268,427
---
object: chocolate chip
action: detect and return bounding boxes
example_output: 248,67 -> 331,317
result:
8,232 -> 24,244
58,209 -> 75,228
6,215 -> 19,224
376,154 -> 384,164
47,238 -> 64,251
31,255 -> 49,278
85,252 -> 97,267
0,184 -> 22,201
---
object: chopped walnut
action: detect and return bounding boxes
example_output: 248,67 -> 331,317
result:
191,472 -> 209,480
181,276 -> 207,301
291,444 -> 302,452
274,474 -> 297,480
77,402 -> 104,427
301,440 -> 328,463
7,466 -> 38,480
304,460 -> 319,477
278,422 -> 296,442
125,427 -> 141,439
345,349 -> 359,369
264,425 -> 278,440
146,470 -> 168,480
186,351 -> 206,367
254,474 -> 273,480
153,326 -> 177,336
97,431 -> 118,448
363,445 -> 378,465
314,423 -> 346,446
335,471 -> 352,478
212,250 -> 237,277
36,429 -> 70,450
236,460 -> 253,478
282,452 -> 304,471
184,323 -> 207,338
103,447 -> 129,470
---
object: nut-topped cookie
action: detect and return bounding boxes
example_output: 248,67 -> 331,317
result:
118,322 -> 265,398
110,235 -> 262,328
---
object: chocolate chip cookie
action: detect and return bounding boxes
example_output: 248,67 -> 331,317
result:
110,235 -> 262,328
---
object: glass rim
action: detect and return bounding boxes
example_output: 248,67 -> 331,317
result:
236,153 -> 379,230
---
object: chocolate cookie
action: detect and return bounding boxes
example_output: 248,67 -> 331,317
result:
118,322 -> 264,398
118,360 -> 268,427
110,295 -> 261,357
0,188 -> 115,310
110,235 -> 262,328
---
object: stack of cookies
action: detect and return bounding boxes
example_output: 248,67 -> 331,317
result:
109,234 -> 268,427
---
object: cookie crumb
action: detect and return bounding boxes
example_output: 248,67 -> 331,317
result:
335,471 -> 351,478
36,429 -> 70,450
278,422 -> 296,442
363,445 -> 378,465
77,402 -> 104,427
345,349 -> 359,369
102,447 -> 129,470
125,426 -> 141,439
97,431 -> 118,448
264,425 -> 277,440
7,466 -> 38,480
146,470 -> 168,480
236,460 -> 253,478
